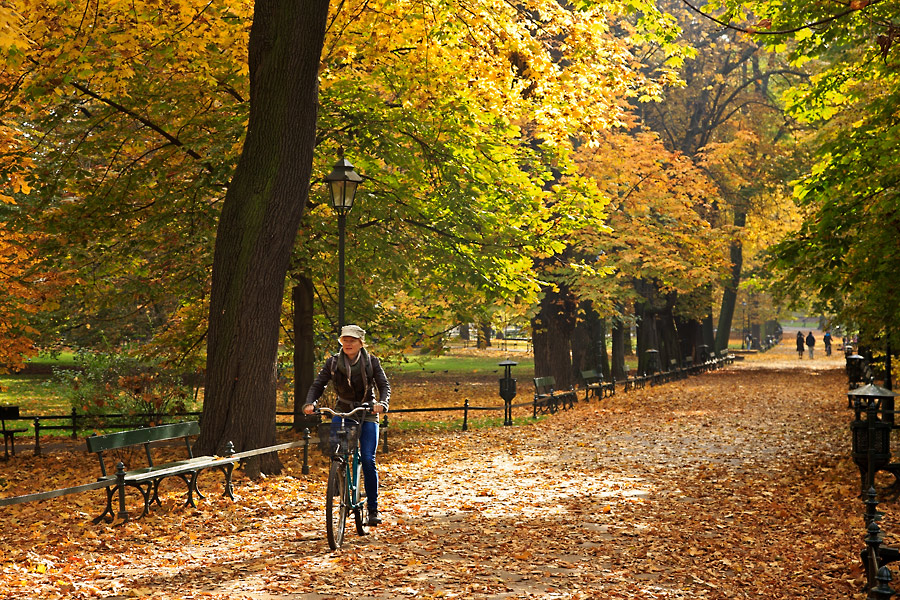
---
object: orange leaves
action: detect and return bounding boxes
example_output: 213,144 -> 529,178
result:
0,349 -> 866,597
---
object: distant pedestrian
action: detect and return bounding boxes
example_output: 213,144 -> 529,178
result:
796,331 -> 805,359
806,331 -> 815,359
823,331 -> 832,356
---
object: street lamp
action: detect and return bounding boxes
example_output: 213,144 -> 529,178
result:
324,157 -> 362,330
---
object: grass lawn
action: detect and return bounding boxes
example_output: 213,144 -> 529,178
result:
0,374 -> 68,415
391,353 -> 535,378
1,346 -> 658,439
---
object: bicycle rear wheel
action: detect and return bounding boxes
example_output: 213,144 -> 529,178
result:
326,460 -> 348,550
353,459 -> 370,536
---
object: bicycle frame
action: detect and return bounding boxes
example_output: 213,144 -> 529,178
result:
317,405 -> 371,549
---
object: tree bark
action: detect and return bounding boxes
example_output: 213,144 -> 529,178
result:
476,320 -> 492,349
198,0 -> 331,477
572,301 -> 608,379
571,304 -> 592,377
715,211 -> 747,352
293,276 -> 316,431
531,284 -> 576,388
611,320 -> 627,381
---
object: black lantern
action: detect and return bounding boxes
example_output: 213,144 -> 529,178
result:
849,383 -> 899,491
325,157 -> 362,214
324,157 -> 362,329
850,382 -> 898,427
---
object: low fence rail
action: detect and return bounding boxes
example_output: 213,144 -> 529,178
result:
2,345 -> 754,457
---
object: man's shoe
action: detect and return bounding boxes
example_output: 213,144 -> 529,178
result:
368,511 -> 382,526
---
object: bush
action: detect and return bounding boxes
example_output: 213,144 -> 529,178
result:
53,349 -> 190,427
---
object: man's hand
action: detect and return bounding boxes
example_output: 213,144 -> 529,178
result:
373,404 -> 385,414
302,404 -> 315,415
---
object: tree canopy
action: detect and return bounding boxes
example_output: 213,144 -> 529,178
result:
698,0 -> 900,345
2,0 -> 894,454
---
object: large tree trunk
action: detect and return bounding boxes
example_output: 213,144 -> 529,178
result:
572,301 -> 609,379
571,303 -> 592,378
635,301 -> 660,376
715,211 -> 746,352
198,0 -> 331,477
293,276 -> 316,431
531,284 -> 576,388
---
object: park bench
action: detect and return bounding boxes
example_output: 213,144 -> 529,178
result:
579,369 -> 614,401
533,376 -> 577,415
623,370 -> 646,392
1,406 -> 27,459
86,421 -> 238,523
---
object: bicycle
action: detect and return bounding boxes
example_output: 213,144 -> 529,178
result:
316,404 -> 371,550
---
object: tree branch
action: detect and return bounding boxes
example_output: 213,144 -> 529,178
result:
679,0 -> 863,36
70,81 -> 213,173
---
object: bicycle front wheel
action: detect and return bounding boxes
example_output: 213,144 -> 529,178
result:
326,460 -> 348,550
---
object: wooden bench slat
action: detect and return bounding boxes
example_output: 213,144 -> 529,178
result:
86,421 -> 236,523
86,421 -> 201,453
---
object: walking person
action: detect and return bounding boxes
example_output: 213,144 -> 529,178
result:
823,331 -> 832,356
806,331 -> 816,359
303,325 -> 390,526
796,331 -> 805,359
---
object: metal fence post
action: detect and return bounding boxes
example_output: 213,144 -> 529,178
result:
115,462 -> 129,523
866,487 -> 883,526
33,417 -> 41,456
867,520 -> 884,590
302,428 -> 310,475
462,399 -> 469,432
872,566 -> 896,599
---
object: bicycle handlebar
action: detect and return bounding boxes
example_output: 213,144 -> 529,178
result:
316,404 -> 372,419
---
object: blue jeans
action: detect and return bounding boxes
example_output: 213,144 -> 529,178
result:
331,417 -> 380,512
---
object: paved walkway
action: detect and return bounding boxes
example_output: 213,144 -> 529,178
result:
0,338 -> 862,599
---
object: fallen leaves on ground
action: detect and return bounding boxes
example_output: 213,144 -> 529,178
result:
0,344 -> 877,599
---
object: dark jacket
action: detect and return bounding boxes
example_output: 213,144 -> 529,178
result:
304,348 -> 390,422
796,333 -> 805,352
806,333 -> 815,347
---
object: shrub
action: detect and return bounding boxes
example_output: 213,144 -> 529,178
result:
53,349 -> 190,427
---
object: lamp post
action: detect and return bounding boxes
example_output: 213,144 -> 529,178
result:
324,157 -> 362,330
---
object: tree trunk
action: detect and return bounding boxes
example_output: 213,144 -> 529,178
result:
715,211 -> 746,352
293,276 -> 317,431
477,320 -> 492,349
635,301 -> 660,376
571,304 -> 592,377
531,284 -> 576,388
611,320 -> 627,381
198,0 -> 331,478
572,301 -> 608,378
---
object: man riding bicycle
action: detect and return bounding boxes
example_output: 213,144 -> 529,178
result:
303,324 -> 390,526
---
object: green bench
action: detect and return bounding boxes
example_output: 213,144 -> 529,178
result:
86,421 -> 238,523
533,376 -> 577,416
579,369 -> 614,400
1,406 -> 27,459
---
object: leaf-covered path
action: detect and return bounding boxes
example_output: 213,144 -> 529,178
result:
0,339 -> 867,598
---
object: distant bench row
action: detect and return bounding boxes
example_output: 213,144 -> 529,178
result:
531,349 -> 735,415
